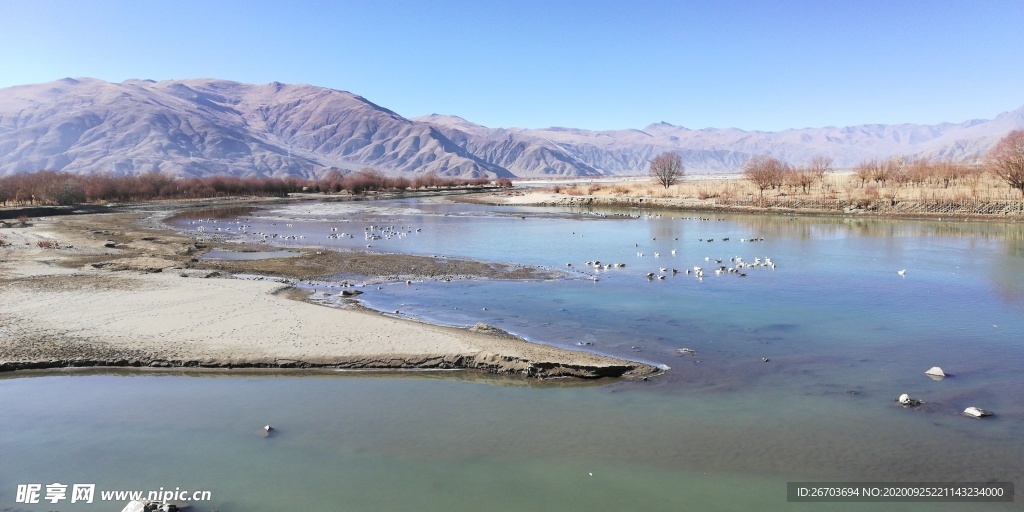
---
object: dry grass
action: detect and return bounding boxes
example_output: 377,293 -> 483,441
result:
554,172 -> 1023,204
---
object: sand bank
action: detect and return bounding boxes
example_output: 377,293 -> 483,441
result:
0,210 -> 657,379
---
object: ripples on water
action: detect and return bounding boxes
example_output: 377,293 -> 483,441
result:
2,198 -> 1021,511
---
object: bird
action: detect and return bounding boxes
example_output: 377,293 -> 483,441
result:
897,269 -> 906,276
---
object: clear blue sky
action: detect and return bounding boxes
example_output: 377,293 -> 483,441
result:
1,0 -> 1021,132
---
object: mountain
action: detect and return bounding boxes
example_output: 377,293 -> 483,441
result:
416,107 -> 1024,174
0,78 -> 509,178
1,77 -> 1022,178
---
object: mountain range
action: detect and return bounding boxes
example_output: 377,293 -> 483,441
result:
1,77 -> 1021,179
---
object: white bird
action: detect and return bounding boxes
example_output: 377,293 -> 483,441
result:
897,269 -> 906,276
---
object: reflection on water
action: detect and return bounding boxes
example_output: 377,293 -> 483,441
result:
2,198 -> 1021,511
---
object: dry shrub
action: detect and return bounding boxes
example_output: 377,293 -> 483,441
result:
36,240 -> 59,249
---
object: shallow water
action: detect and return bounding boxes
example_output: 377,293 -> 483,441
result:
1,373 -> 1018,511
2,198 -> 1022,511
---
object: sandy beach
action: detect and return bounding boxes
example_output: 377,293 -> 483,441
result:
0,205 -> 658,379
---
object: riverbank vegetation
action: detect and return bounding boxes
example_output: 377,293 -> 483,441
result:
0,169 -> 512,207
546,133 -> 1024,216
550,161 -> 1022,216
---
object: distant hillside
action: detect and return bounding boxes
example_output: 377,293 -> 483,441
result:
1,78 -> 1021,178
415,107 -> 1024,174
0,78 -> 509,178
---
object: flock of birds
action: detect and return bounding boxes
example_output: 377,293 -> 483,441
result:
357,224 -> 423,247
570,245 -> 778,283
187,215 -> 911,284
188,216 -> 786,284
188,218 -> 426,248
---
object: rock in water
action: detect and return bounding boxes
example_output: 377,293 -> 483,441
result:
924,366 -> 946,379
963,407 -> 992,418
121,501 -> 147,512
897,393 -> 922,406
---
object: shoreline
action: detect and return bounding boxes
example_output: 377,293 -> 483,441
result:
0,200 -> 660,380
464,190 -> 1024,223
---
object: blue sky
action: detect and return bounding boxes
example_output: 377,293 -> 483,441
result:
1,0 -> 1021,131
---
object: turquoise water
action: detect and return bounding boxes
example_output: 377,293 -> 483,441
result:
0,373 -> 1017,511
2,198 -> 1022,511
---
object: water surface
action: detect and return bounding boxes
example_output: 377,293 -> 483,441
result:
3,198 -> 1021,510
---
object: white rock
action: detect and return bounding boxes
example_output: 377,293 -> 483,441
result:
963,407 -> 992,418
924,366 -> 945,378
897,393 -> 922,406
121,501 -> 148,512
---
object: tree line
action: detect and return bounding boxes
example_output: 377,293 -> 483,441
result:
0,168 -> 513,207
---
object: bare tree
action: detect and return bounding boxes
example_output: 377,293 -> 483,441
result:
743,155 -> 788,199
789,166 -> 815,194
854,159 -> 880,187
878,156 -> 907,186
790,155 -> 833,194
807,155 -> 833,181
649,152 -> 685,188
988,130 -> 1024,197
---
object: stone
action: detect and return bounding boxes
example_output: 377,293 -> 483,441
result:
963,407 -> 992,418
897,393 -> 922,406
924,366 -> 945,379
120,501 -> 148,512
340,289 -> 363,297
